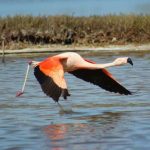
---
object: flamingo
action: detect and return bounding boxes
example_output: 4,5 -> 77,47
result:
16,52 -> 133,102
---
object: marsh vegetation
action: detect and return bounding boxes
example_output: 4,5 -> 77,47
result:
0,15 -> 150,49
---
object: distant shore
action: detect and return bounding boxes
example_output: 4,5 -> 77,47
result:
0,44 -> 150,56
0,15 -> 150,52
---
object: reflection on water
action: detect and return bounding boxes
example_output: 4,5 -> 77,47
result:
44,112 -> 123,150
0,53 -> 150,150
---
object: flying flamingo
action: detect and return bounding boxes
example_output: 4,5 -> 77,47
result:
16,52 -> 133,102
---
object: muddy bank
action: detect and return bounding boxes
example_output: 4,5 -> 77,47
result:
0,44 -> 150,56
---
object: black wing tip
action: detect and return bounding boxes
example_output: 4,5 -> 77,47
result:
70,69 -> 133,96
126,91 -> 132,95
53,89 -> 70,102
34,66 -> 70,102
119,90 -> 132,95
62,89 -> 71,100
105,88 -> 132,95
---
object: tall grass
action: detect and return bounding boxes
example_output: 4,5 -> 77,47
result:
0,15 -> 150,49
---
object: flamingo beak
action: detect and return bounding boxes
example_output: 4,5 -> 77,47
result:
127,58 -> 133,66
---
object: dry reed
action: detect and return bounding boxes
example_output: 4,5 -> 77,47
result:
0,15 -> 150,49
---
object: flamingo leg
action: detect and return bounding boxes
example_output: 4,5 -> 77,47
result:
16,64 -> 30,97
57,102 -> 66,112
57,102 -> 74,114
22,64 -> 30,92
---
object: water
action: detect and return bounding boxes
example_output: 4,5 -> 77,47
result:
0,0 -> 150,17
0,52 -> 150,150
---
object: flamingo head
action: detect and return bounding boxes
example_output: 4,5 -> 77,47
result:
113,57 -> 133,66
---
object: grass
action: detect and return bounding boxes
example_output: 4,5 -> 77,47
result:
0,14 -> 150,49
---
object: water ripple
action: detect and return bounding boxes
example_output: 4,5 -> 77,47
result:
0,54 -> 150,150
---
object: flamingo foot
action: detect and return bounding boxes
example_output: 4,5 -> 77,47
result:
16,91 -> 24,97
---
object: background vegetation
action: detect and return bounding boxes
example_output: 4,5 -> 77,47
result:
0,15 -> 150,49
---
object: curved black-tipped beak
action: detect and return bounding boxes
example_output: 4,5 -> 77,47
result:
127,58 -> 133,66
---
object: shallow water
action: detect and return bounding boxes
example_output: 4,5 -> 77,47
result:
0,52 -> 150,150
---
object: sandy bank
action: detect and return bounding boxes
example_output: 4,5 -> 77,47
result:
0,44 -> 150,55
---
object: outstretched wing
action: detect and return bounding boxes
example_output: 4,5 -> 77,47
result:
69,59 -> 131,95
34,57 -> 70,102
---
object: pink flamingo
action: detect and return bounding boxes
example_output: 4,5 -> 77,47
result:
17,52 -> 133,102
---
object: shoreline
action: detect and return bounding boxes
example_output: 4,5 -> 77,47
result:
0,44 -> 150,56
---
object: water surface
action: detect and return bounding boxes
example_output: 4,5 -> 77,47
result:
0,52 -> 150,150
